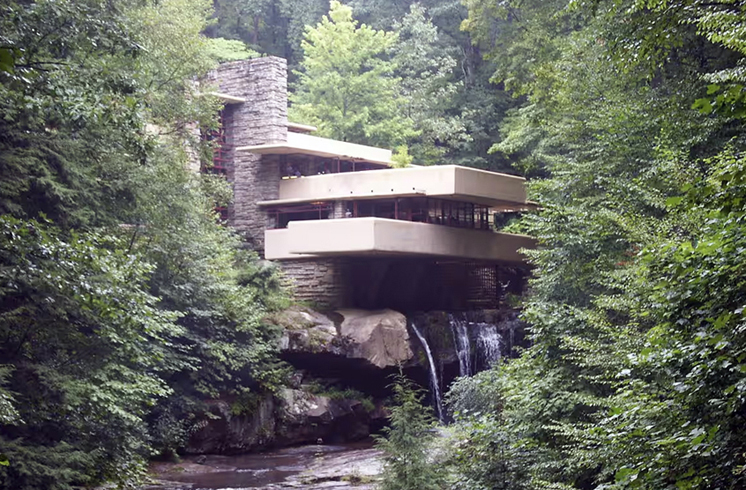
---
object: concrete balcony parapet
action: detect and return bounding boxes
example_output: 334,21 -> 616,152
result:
265,218 -> 535,263
260,165 -> 528,209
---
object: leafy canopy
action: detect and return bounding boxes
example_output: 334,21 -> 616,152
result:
290,0 -> 416,147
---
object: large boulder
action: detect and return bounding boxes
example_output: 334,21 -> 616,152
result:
272,306 -> 415,369
275,306 -> 341,354
336,309 -> 414,368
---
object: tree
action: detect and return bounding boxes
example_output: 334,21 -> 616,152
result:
350,0 -> 520,172
392,3 -> 469,165
375,375 -> 444,490
0,0 -> 287,487
445,369 -> 531,490
445,0 -> 746,488
206,0 -> 329,70
290,1 -> 416,147
0,217 -> 185,489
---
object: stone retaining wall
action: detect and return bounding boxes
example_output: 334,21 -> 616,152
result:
278,258 -> 353,309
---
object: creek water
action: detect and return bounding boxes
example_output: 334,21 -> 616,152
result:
147,440 -> 381,490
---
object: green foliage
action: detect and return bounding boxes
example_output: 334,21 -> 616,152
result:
206,38 -> 260,61
375,374 -> 444,490
446,0 -> 746,489
290,1 -> 416,147
0,366 -> 19,425
446,367 -> 503,419
306,380 -> 376,412
0,0 -> 287,488
0,217 -> 184,489
585,147 -> 746,489
391,145 -> 414,167
391,4 -> 469,165
206,0 -> 329,66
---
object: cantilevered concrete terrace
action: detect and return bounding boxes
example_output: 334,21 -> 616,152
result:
259,165 -> 530,209
265,218 -> 535,263
237,132 -> 392,167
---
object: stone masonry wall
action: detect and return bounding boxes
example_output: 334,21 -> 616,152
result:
332,201 -> 347,219
278,258 -> 353,310
207,58 -> 354,308
209,57 -> 287,250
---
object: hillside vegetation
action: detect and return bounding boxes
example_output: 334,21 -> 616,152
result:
1,0 -> 746,489
0,1 -> 285,488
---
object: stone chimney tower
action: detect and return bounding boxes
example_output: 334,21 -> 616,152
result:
207,57 -> 289,251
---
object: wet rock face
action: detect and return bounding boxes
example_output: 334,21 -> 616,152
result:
187,395 -> 276,454
275,388 -> 385,446
185,307 -> 414,455
184,387 -> 386,455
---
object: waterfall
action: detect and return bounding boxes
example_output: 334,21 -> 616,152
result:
475,323 -> 502,369
410,322 -> 444,422
446,313 -> 506,374
449,314 -> 473,377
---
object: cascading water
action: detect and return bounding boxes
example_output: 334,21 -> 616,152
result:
446,314 -> 506,375
410,322 -> 444,422
475,323 -> 502,369
449,314 -> 472,377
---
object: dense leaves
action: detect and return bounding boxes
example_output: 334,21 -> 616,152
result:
0,218 -> 183,489
0,1 -> 285,488
289,1 -> 415,147
441,0 -> 746,489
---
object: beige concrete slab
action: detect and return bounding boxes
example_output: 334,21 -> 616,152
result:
237,132 -> 392,167
264,229 -> 318,260
287,122 -> 318,133
205,92 -> 247,104
262,165 -> 527,208
266,218 -> 535,263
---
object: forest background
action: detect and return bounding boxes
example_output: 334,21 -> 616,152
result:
2,0 -> 746,489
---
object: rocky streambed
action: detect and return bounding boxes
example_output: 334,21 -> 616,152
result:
146,441 -> 382,490
143,307 -> 525,489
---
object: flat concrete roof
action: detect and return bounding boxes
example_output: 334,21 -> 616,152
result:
205,92 -> 247,104
265,218 -> 535,263
258,165 -> 528,208
287,122 -> 318,133
237,132 -> 392,167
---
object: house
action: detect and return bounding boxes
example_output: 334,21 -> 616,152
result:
204,57 -> 535,311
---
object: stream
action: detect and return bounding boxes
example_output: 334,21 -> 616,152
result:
146,440 -> 382,490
